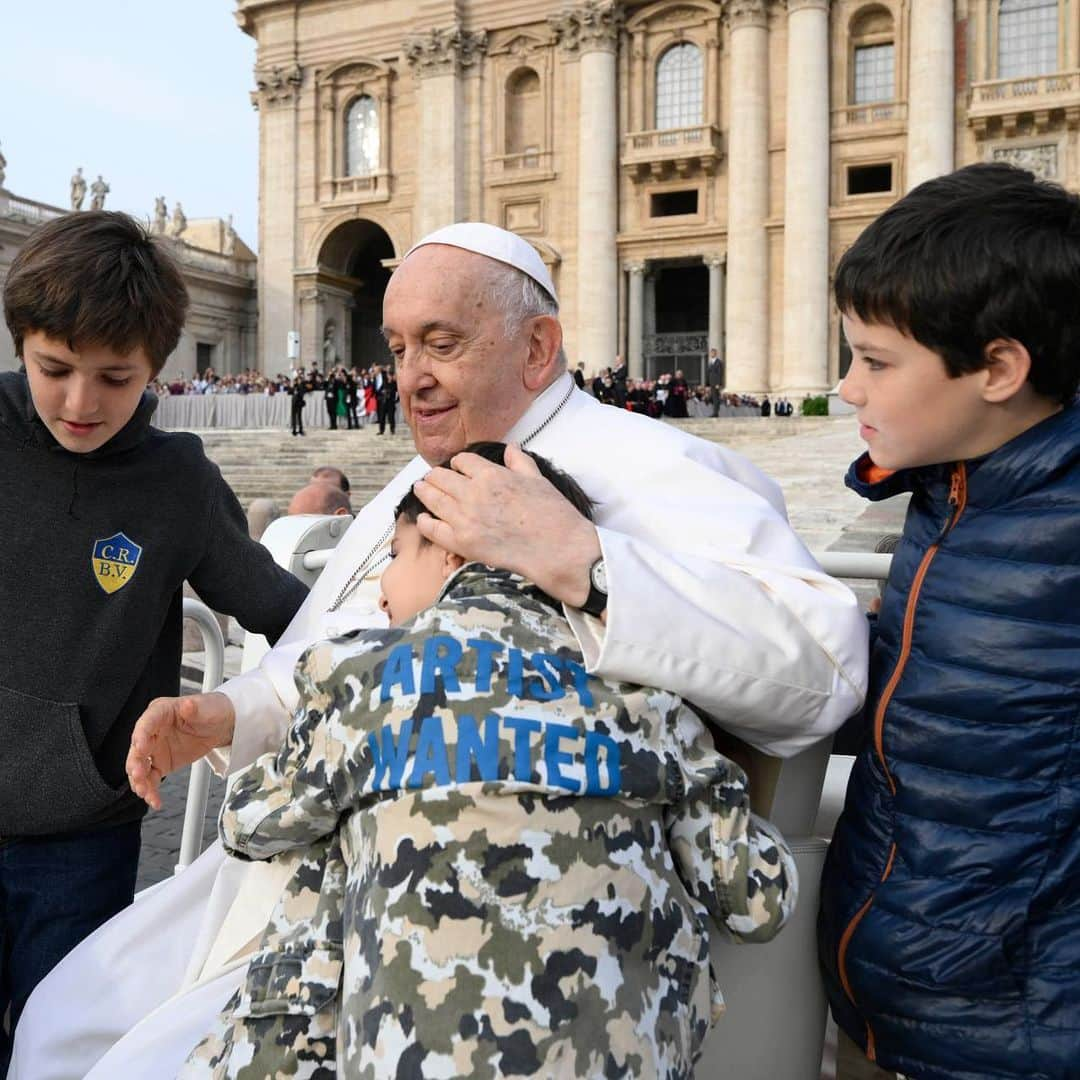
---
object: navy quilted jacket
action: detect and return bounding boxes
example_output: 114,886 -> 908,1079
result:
818,405 -> 1080,1080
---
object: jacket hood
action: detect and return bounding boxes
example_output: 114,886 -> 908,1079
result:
844,403 -> 1080,509
0,369 -> 158,458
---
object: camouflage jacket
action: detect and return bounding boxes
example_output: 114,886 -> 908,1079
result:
182,566 -> 797,1080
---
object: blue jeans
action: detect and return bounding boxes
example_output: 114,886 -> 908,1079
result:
0,820 -> 141,1076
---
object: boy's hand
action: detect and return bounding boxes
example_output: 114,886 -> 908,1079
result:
126,692 -> 236,811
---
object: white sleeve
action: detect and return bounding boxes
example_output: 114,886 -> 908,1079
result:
562,454 -> 868,759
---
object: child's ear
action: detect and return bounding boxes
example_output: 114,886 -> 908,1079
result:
442,550 -> 466,579
980,338 -> 1031,404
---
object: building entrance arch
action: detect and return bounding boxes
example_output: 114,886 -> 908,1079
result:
309,218 -> 395,371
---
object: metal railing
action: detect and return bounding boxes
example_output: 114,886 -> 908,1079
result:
176,598 -> 226,873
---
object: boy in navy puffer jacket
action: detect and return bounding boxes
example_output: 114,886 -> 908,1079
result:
819,163 -> 1080,1080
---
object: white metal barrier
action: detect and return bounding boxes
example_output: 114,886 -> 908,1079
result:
175,598 -> 225,874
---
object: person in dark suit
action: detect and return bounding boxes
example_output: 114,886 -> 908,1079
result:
706,348 -> 724,417
377,370 -> 398,435
323,371 -> 339,430
346,371 -> 360,430
289,373 -> 309,436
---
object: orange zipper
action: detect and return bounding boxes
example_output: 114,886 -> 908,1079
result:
836,462 -> 968,1060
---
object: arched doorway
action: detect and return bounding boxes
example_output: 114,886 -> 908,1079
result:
315,218 -> 395,369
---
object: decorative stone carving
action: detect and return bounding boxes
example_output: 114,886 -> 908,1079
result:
250,64 -> 303,108
624,260 -> 646,274
722,0 -> 769,29
89,175 -> 110,211
549,1 -> 624,54
704,253 -> 725,270
403,26 -> 488,77
70,167 -> 87,211
991,143 -> 1059,181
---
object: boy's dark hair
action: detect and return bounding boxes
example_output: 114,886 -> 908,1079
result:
3,211 -> 189,375
395,442 -> 595,532
835,162 -> 1080,404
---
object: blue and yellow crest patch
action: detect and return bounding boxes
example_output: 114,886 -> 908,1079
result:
92,532 -> 142,595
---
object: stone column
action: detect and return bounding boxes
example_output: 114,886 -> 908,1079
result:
782,0 -> 830,393
405,27 -> 487,235
552,1 -> 622,370
626,262 -> 646,378
706,254 -> 725,359
723,0 -> 770,393
252,64 -> 303,372
907,1 -> 955,189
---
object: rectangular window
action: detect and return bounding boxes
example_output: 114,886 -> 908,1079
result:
853,43 -> 894,104
847,163 -> 893,196
999,0 -> 1058,79
650,190 -> 699,217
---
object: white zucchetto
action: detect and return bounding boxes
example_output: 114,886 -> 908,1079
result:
405,222 -> 558,306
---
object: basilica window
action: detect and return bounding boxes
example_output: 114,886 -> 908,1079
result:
998,0 -> 1058,78
849,7 -> 895,104
505,68 -> 542,161
345,95 -> 380,177
655,43 -> 703,130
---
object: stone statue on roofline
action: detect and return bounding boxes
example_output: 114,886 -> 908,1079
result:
89,175 -> 109,211
170,201 -> 187,238
153,196 -> 168,234
0,142 -> 7,189
70,167 -> 87,210
223,213 -> 237,256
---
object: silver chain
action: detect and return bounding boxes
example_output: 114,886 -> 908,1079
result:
327,379 -> 577,612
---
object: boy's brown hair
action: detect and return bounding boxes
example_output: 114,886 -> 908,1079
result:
3,211 -> 188,375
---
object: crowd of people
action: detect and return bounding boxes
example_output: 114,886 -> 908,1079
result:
150,365 -> 401,435
579,360 -> 799,418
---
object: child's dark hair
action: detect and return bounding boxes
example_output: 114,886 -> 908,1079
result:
395,442 -> 595,532
3,211 -> 189,375
835,162 -> 1080,404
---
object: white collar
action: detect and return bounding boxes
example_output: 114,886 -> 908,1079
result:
504,371 -> 576,447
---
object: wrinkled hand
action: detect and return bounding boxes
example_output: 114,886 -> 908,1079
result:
126,691 -> 236,811
412,444 -> 601,608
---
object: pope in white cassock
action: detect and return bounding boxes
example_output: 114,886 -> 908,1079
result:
11,223 -> 868,1078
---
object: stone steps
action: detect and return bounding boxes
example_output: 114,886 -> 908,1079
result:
182,428 -> 418,507
182,416 -> 848,511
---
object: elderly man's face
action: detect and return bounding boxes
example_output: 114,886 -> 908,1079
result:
382,246 -> 541,464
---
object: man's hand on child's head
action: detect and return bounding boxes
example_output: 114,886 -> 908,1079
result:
411,443 -> 602,610
126,692 -> 236,810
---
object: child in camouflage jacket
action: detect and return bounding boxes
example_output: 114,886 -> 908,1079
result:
183,443 -> 797,1080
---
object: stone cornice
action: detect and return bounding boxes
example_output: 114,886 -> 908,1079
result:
403,26 -> 488,77
549,1 -> 624,55
250,63 -> 303,109
722,0 -> 769,29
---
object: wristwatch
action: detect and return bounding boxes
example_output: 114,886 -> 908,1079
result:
580,557 -> 608,618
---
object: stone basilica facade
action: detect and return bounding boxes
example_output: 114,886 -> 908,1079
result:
238,0 -> 1080,391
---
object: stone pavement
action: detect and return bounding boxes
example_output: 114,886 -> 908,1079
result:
136,414 -> 908,890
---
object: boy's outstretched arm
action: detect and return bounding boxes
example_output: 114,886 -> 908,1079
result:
220,638 -> 377,861
665,705 -> 799,944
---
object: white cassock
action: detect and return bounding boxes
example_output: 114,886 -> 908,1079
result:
11,373 -> 868,1079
